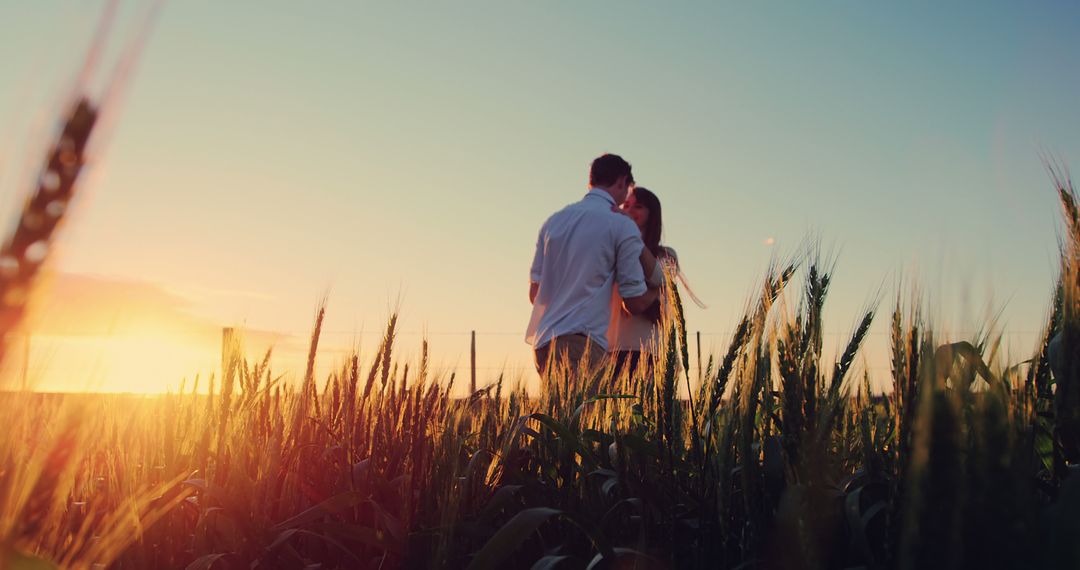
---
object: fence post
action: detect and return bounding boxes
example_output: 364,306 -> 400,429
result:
470,330 -> 477,394
222,328 -> 233,372
222,327 -> 238,383
21,332 -> 29,390
696,330 -> 702,384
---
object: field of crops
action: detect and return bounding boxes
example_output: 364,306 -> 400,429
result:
0,77 -> 1079,570
1,167 -> 1079,569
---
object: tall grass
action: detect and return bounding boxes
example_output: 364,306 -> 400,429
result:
4,130 -> 1080,567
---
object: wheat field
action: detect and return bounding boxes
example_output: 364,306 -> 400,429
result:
3,96 -> 1080,570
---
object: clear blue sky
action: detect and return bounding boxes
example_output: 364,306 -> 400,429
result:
1,2 -> 1078,391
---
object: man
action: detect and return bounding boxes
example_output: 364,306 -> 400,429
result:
526,153 -> 659,379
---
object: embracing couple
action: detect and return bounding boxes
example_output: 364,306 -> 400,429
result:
525,153 -> 680,384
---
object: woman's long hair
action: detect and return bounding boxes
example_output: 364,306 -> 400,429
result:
629,187 -> 665,323
631,187 -> 663,258
629,187 -> 708,311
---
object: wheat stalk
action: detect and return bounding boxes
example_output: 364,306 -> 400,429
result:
0,98 -> 97,374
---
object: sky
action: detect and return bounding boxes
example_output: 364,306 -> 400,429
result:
0,2 -> 1078,393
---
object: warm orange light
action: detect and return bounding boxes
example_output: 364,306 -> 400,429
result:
24,329 -> 219,393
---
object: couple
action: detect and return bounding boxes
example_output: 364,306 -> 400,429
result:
525,153 -> 680,383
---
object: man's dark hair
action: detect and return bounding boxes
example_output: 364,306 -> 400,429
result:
589,154 -> 633,188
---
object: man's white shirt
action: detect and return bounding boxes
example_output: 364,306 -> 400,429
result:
526,188 -> 648,351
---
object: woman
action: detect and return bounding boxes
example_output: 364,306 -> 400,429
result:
608,186 -> 679,378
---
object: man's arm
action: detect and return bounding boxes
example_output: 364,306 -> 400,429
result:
529,227 -> 545,305
640,247 -> 665,289
613,220 -> 656,314
622,287 -> 659,315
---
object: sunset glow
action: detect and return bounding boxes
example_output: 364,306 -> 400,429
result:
2,4 -> 1080,570
23,332 -> 216,393
0,2 -> 1077,393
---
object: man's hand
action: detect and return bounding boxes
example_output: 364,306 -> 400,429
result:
622,287 -> 659,315
529,282 -> 539,305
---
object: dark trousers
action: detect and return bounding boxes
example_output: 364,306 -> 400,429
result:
533,334 -> 605,377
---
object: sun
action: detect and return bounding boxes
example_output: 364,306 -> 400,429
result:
22,328 -> 220,393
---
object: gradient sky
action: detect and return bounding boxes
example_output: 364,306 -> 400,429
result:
1,2 -> 1079,392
